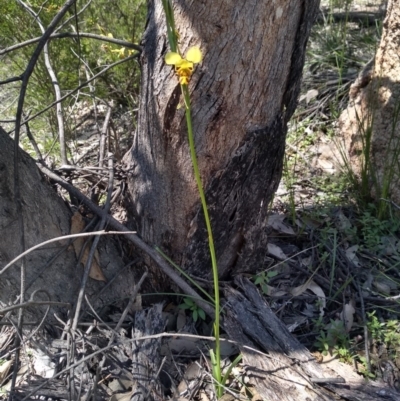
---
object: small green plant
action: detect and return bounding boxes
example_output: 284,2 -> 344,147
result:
254,270 -> 278,295
367,311 -> 400,363
179,297 -> 206,322
314,319 -> 354,362
358,355 -> 376,379
358,205 -> 400,251
314,330 -> 331,355
367,310 -> 384,342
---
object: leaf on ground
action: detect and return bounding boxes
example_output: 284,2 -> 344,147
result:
291,280 -> 326,316
176,308 -> 186,331
301,256 -> 312,268
0,359 -> 12,383
162,337 -> 199,355
380,235 -> 399,256
340,299 -> 355,332
345,245 -> 360,267
372,279 -> 392,295
267,243 -> 288,260
267,213 -> 295,235
336,210 -> 352,232
286,316 -> 308,332
70,211 -> 106,282
2,363 -> 29,390
299,89 -> 319,104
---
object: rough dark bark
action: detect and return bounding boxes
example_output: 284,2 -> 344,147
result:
130,304 -> 165,401
123,0 -> 320,285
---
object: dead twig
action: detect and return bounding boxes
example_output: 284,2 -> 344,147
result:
0,32 -> 142,57
71,153 -> 115,332
17,0 -> 68,165
0,231 -> 137,276
99,105 -> 113,168
68,153 -> 115,398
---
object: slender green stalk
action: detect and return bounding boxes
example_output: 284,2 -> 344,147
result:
182,85 -> 222,394
161,0 -> 178,52
161,2 -> 222,396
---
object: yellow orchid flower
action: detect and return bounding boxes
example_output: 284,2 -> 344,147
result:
165,46 -> 202,85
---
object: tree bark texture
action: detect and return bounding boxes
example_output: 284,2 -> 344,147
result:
124,1 -> 320,283
339,0 -> 400,203
0,127 -> 138,322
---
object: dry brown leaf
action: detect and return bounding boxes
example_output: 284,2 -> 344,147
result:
2,364 -> 29,391
291,280 -> 326,316
336,210 -> 352,232
296,216 -> 321,230
267,214 -> 295,235
345,245 -> 360,267
70,211 -> 106,282
267,243 -> 288,260
176,308 -> 186,331
0,359 -> 12,384
198,390 -> 210,401
373,280 -> 392,294
341,300 -> 356,332
301,256 -> 312,268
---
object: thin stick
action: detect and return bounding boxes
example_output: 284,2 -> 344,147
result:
17,0 -> 68,164
67,154 -> 115,395
99,106 -> 113,167
0,231 -> 137,276
0,32 -> 142,57
71,154 -> 115,332
355,277 -> 371,374
0,301 -> 70,314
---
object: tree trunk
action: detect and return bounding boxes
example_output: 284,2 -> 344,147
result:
339,0 -> 400,205
123,0 -> 320,285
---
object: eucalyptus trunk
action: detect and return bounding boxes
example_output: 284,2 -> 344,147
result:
339,0 -> 400,208
123,0 -> 320,285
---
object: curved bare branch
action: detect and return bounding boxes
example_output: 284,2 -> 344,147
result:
0,32 -> 142,56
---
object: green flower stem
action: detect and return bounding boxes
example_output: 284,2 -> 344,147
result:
182,84 -> 221,391
161,2 -> 222,396
161,0 -> 178,52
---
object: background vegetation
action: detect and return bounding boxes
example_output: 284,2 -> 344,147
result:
0,0 -> 146,160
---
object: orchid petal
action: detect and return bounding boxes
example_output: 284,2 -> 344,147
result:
165,52 -> 183,65
186,46 -> 202,63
